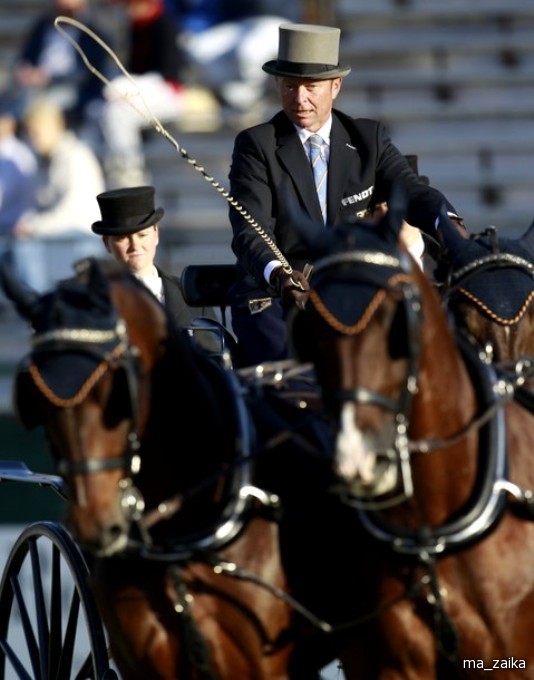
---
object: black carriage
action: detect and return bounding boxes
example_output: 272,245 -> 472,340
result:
0,265 -> 234,680
0,264 -> 241,680
0,462 -> 118,680
0,263 -> 325,680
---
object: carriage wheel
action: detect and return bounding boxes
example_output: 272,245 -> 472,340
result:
0,521 -> 118,680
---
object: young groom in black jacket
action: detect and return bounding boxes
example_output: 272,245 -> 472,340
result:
92,186 -> 219,348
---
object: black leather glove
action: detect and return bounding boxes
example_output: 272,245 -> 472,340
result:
270,268 -> 310,309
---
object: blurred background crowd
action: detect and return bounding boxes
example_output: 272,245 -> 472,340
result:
0,0 -> 533,298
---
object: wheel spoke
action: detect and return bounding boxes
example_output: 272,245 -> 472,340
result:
11,573 -> 40,679
0,636 -> 34,680
0,523 -> 116,679
74,652 -> 98,680
29,538 -> 50,678
57,588 -> 80,678
49,544 -> 65,676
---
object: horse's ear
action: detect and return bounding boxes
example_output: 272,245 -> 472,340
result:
13,358 -> 43,429
0,251 -> 40,322
85,258 -> 111,293
80,258 -> 119,318
437,209 -> 467,253
518,218 -> 534,256
375,181 -> 407,243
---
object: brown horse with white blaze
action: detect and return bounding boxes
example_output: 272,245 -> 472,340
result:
289,188 -> 534,679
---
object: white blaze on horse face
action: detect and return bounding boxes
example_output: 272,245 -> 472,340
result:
335,401 -> 399,497
335,402 -> 376,483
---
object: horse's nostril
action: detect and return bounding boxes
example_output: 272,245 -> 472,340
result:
109,524 -> 125,540
90,523 -> 129,557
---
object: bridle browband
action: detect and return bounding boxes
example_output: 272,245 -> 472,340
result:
31,322 -> 128,347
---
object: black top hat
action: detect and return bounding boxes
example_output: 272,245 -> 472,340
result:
91,186 -> 164,236
262,24 -> 351,80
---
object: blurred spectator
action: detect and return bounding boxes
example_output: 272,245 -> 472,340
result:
12,97 -> 106,292
171,0 -> 300,117
99,0 -> 188,188
11,0 -> 113,137
0,93 -> 38,241
0,92 -> 38,312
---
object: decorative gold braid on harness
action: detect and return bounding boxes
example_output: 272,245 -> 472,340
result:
28,341 -> 128,408
31,323 -> 126,347
308,273 -> 412,335
458,287 -> 534,326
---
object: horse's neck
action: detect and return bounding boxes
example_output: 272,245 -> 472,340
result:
506,401 -> 534,492
512,306 -> 534,359
142,338 -> 230,491
407,286 -> 480,521
420,280 -> 476,413
459,303 -> 517,363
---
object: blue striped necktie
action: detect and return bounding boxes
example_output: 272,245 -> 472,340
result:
308,134 -> 327,223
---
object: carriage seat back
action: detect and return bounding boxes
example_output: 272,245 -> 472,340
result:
180,264 -> 237,308
181,264 -> 240,367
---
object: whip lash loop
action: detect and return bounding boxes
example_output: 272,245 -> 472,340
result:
54,16 -> 294,275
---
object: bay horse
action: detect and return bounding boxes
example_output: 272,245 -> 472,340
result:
289,189 -> 534,679
0,256 -> 337,679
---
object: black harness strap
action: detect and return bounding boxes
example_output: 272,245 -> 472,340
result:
168,565 -> 217,680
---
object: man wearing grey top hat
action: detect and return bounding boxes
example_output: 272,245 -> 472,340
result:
227,23 -> 466,367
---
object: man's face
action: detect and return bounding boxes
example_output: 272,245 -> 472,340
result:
104,225 -> 159,276
276,76 -> 342,131
54,0 -> 87,14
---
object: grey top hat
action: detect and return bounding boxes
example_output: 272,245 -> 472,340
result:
262,23 -> 351,80
92,186 -> 164,236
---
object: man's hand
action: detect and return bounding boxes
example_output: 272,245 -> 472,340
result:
270,268 -> 310,309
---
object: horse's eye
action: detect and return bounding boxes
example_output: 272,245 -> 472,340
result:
287,307 -> 320,363
14,368 -> 43,429
388,303 -> 409,359
103,369 -> 133,426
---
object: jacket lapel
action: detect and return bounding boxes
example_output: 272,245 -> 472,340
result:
276,124 -> 324,223
160,272 -> 189,322
327,116 -> 360,225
